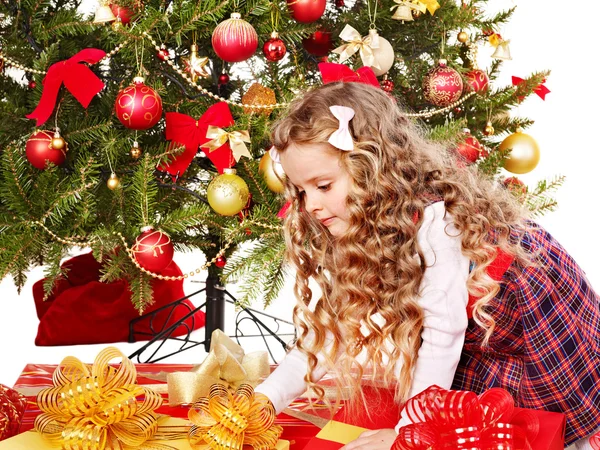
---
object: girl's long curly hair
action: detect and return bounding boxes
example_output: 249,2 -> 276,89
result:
271,81 -> 530,406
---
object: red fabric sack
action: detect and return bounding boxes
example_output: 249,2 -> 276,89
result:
32,252 -> 205,346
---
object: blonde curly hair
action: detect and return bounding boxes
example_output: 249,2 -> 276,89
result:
271,82 -> 529,406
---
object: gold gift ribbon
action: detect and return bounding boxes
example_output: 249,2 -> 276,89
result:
34,347 -> 170,450
332,24 -> 380,69
167,329 -> 270,406
202,126 -> 252,162
188,383 -> 283,450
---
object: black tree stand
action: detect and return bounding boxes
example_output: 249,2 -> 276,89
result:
128,275 -> 296,364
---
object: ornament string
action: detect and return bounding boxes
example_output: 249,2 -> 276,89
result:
367,0 -> 378,29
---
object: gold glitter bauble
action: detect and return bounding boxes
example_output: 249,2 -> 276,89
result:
107,173 -> 120,190
207,168 -> 250,216
499,128 -> 540,174
50,131 -> 67,151
483,121 -> 495,136
242,83 -> 276,116
258,152 -> 286,193
457,31 -> 469,43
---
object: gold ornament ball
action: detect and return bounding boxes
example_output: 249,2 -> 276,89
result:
50,132 -> 66,151
258,152 -> 286,194
130,142 -> 142,159
483,121 -> 495,136
207,168 -> 250,216
107,173 -> 120,190
242,83 -> 276,116
457,31 -> 469,44
499,128 -> 540,174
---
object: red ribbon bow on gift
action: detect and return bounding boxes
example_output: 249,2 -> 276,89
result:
0,384 -> 27,441
26,48 -> 106,126
160,101 -> 236,177
393,386 -> 540,450
319,62 -> 380,88
511,76 -> 550,101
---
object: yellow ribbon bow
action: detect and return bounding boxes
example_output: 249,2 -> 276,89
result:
202,126 -> 252,162
333,24 -> 380,69
390,0 -> 439,15
188,383 -> 283,450
419,0 -> 440,15
34,347 -> 164,450
167,329 -> 270,406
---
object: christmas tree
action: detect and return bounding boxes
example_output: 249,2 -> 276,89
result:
0,0 -> 562,310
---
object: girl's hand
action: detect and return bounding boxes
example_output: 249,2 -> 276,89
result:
339,428 -> 397,450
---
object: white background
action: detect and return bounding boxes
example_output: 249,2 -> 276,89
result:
1,0 -> 599,388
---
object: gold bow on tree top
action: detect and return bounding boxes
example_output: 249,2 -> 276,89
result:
34,347 -> 164,450
188,383 -> 283,450
333,24 -> 381,69
202,125 -> 252,162
167,329 -> 270,406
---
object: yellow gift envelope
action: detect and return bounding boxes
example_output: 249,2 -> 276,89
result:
316,420 -> 368,444
0,417 -> 289,450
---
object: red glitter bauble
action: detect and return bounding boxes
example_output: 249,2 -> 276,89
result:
211,13 -> 258,63
132,227 -> 174,273
422,60 -> 464,107
302,30 -> 333,57
218,73 -> 230,85
26,130 -> 66,170
456,132 -> 483,164
381,79 -> 394,93
287,0 -> 326,23
110,5 -> 133,24
114,77 -> 163,130
336,0 -> 345,7
28,80 -> 36,89
263,33 -> 287,62
466,68 -> 489,93
157,46 -> 169,61
215,256 -> 227,269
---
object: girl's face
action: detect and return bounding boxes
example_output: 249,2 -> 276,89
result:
280,143 -> 351,237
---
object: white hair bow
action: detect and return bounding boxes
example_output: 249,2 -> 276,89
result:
328,105 -> 355,151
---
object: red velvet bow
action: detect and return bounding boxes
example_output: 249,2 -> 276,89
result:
26,48 -> 106,126
393,386 -> 539,450
160,102 -> 236,177
319,62 -> 380,88
511,76 -> 550,101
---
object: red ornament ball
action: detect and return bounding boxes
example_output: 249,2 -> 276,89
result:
157,46 -> 169,61
211,13 -> 258,63
215,256 -> 227,269
302,30 -> 333,57
218,73 -> 230,85
114,77 -> 163,130
110,4 -> 133,24
28,80 -> 36,89
422,60 -> 464,107
336,0 -> 345,7
503,177 -> 527,196
287,0 -> 326,23
132,227 -> 175,273
466,69 -> 489,93
26,130 -> 66,170
381,79 -> 394,93
263,32 -> 287,62
456,132 -> 483,164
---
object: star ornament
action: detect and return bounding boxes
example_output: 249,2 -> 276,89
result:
184,43 -> 210,82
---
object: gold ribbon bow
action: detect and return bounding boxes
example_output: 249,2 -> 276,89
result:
419,0 -> 440,15
167,329 -> 270,406
202,126 -> 252,162
34,347 -> 165,450
188,384 -> 283,450
390,0 -> 439,15
333,24 -> 380,69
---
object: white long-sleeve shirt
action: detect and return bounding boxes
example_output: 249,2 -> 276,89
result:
255,201 -> 470,430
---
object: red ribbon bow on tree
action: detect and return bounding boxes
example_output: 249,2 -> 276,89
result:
318,62 -> 380,88
160,102 -> 236,178
511,76 -> 550,101
392,386 -> 539,450
26,48 -> 106,126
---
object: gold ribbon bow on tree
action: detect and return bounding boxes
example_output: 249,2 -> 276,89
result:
167,329 -> 270,406
202,126 -> 252,163
34,347 -> 165,450
188,384 -> 283,450
390,0 -> 439,16
333,24 -> 381,69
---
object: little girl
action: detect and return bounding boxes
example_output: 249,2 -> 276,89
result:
254,77 -> 600,449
